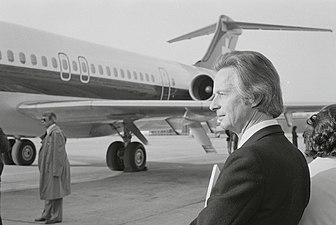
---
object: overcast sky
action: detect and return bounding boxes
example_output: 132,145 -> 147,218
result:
0,0 -> 335,103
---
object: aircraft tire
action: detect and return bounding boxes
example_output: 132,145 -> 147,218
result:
11,139 -> 36,165
3,139 -> 15,165
124,142 -> 146,172
106,141 -> 125,171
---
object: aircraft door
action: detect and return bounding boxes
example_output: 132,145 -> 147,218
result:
58,52 -> 71,81
78,56 -> 90,83
159,67 -> 171,100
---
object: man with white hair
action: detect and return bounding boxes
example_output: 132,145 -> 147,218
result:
190,51 -> 310,225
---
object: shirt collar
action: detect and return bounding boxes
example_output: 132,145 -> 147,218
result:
238,119 -> 278,148
46,123 -> 56,135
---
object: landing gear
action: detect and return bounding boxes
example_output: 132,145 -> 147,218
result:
105,124 -> 147,172
3,139 -> 36,165
124,142 -> 146,172
106,141 -> 125,171
106,141 -> 147,172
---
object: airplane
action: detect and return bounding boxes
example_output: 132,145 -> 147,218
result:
0,15 -> 332,172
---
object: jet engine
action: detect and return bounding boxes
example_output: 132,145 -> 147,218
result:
189,74 -> 214,101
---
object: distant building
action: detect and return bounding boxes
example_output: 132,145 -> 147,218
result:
149,126 -> 189,136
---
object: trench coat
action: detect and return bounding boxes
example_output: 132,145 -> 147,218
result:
38,125 -> 71,200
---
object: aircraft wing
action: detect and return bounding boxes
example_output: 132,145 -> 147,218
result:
18,100 -> 330,127
282,102 -> 333,127
283,102 -> 332,113
17,100 -> 214,124
18,99 -> 217,152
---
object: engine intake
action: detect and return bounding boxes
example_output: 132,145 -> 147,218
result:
189,74 -> 214,101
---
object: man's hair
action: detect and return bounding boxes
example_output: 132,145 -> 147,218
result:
213,51 -> 283,118
43,112 -> 57,121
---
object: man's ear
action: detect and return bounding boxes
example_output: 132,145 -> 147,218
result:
251,95 -> 262,108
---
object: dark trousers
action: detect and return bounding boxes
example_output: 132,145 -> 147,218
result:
41,198 -> 63,221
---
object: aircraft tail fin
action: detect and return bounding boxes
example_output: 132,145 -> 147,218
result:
168,15 -> 332,70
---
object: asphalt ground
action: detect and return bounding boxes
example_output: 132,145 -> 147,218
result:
1,134 -> 307,225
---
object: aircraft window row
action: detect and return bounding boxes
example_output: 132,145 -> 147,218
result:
89,63 -> 156,83
1,50 -> 176,86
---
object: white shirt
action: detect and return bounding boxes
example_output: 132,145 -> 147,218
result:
299,157 -> 336,225
238,119 -> 278,148
308,157 -> 336,177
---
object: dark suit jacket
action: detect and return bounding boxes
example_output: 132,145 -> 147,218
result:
190,125 -> 310,225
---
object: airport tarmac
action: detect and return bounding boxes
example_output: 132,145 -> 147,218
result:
1,134 -> 307,225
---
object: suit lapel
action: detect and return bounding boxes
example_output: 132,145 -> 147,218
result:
241,125 -> 283,148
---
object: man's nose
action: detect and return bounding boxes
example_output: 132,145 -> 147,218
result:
209,98 -> 220,111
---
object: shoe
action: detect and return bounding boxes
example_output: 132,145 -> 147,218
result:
45,219 -> 62,224
35,217 -> 47,222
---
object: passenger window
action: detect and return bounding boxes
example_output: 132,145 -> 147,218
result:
127,70 -> 131,79
145,73 -> 149,82
52,57 -> 58,68
0,50 -> 2,60
19,52 -> 26,64
114,68 -> 118,77
171,78 -> 176,86
106,66 -> 111,76
7,50 -> 14,62
91,64 -> 96,74
120,69 -> 125,78
82,63 -> 87,73
98,65 -> 103,75
31,54 -> 37,65
72,61 -> 78,71
133,71 -> 138,80
42,56 -> 48,67
62,59 -> 68,70
139,72 -> 144,81
151,74 -> 155,83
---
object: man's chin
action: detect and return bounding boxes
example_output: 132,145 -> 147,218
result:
219,123 -> 229,131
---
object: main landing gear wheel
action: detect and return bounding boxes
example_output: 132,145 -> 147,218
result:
11,139 -> 36,165
124,142 -> 146,172
105,141 -> 147,172
106,141 -> 125,171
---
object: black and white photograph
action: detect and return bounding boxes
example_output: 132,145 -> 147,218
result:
0,0 -> 335,224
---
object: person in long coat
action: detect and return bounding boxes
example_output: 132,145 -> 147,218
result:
35,112 -> 71,224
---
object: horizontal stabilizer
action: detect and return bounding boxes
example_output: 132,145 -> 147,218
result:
168,14 -> 332,43
227,21 -> 332,32
168,24 -> 217,43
